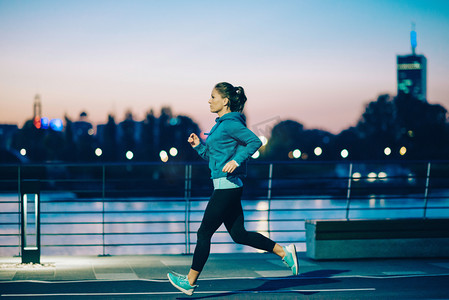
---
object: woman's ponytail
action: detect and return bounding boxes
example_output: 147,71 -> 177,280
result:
214,82 -> 247,113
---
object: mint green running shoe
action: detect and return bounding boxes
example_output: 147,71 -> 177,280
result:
282,244 -> 299,275
167,272 -> 198,296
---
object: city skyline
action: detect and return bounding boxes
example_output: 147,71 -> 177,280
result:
1,0 -> 449,134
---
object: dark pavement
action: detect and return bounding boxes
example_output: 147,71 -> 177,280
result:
1,253 -> 449,299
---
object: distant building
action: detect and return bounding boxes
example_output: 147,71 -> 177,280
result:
72,112 -> 94,143
397,26 -> 427,102
0,124 -> 19,149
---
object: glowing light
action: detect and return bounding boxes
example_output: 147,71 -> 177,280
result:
301,153 -> 309,160
49,119 -> 63,131
367,172 -> 377,182
20,148 -> 27,156
33,117 -> 41,129
341,149 -> 349,158
169,117 -> 180,126
41,117 -> 49,129
411,29 -> 417,49
169,147 -> 178,157
378,172 -> 387,181
256,201 -> 269,211
259,136 -> 268,146
95,148 -> 103,157
126,151 -> 134,160
397,63 -> 421,70
292,149 -> 301,159
407,130 -> 414,138
399,146 -> 407,156
352,172 -> 361,181
252,150 -> 260,159
314,147 -> 322,156
159,150 -> 169,162
288,151 -> 294,159
384,147 -> 392,156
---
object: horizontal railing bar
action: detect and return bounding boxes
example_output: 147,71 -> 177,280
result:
1,161 -> 448,256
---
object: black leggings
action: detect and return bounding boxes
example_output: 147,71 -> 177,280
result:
191,187 -> 276,272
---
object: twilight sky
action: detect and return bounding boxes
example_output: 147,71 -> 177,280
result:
1,0 -> 449,134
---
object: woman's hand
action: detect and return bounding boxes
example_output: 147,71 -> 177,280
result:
188,133 -> 200,148
222,160 -> 239,173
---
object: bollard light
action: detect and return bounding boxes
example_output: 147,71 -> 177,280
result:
21,180 -> 41,264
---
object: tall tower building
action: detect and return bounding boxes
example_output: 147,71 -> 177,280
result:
33,94 -> 42,128
397,25 -> 427,102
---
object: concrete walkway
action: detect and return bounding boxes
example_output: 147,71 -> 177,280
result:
1,253 -> 449,298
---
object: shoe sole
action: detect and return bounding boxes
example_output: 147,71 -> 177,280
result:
288,244 -> 299,275
167,273 -> 194,296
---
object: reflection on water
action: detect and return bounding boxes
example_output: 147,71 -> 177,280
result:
1,191 -> 449,256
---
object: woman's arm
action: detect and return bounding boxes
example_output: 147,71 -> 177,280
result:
188,133 -> 209,160
225,121 -> 262,166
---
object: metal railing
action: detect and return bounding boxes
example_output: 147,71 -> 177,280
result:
1,160 -> 448,256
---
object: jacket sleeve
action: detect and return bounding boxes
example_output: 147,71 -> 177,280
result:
193,142 -> 209,161
225,121 -> 262,165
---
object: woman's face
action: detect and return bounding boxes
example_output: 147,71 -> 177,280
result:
208,88 -> 229,116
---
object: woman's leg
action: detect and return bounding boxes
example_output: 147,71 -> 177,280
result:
188,189 -> 235,284
223,188 -> 280,254
220,190 -> 299,275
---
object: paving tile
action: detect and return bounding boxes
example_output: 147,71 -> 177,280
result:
255,270 -> 292,277
95,272 -> 138,280
430,262 -> 449,270
0,271 -> 16,280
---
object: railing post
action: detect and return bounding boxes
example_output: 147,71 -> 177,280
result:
423,162 -> 431,219
17,166 -> 21,257
102,164 -> 106,256
184,164 -> 192,254
266,163 -> 273,238
345,163 -> 353,220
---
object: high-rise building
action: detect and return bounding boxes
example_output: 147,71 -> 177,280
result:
397,26 -> 427,102
33,94 -> 42,128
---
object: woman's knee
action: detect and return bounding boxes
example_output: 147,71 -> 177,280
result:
229,228 -> 248,245
197,226 -> 213,242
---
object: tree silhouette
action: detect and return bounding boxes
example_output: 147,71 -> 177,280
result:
394,94 -> 449,159
263,120 -> 304,160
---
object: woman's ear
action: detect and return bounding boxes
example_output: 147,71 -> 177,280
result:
223,98 -> 230,107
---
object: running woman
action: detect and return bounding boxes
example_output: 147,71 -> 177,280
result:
167,82 -> 299,296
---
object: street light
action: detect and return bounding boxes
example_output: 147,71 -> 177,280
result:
95,148 -> 103,157
292,149 -> 301,159
252,150 -> 260,159
169,147 -> 178,157
159,150 -> 169,162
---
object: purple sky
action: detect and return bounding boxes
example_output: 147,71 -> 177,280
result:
1,0 -> 449,134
